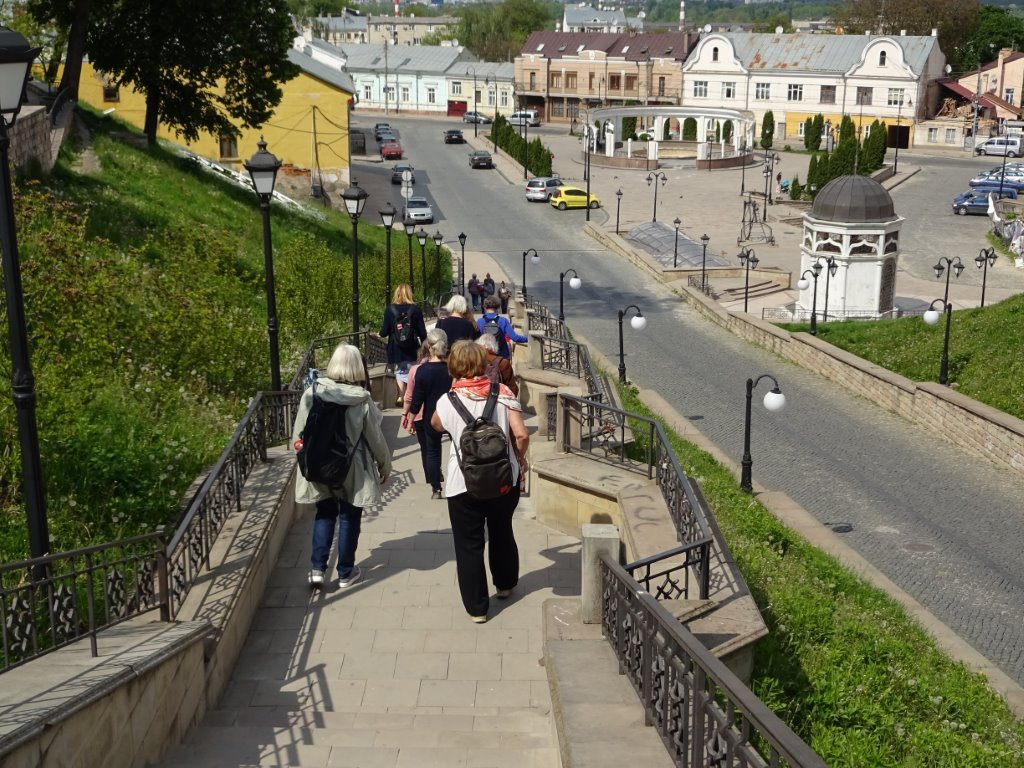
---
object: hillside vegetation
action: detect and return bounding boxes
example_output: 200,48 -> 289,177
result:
0,111 -> 414,561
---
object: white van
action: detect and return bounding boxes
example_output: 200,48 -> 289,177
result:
508,110 -> 541,127
975,136 -> 1022,157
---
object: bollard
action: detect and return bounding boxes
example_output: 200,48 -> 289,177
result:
581,524 -> 620,623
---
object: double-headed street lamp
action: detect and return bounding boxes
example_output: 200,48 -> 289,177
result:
416,228 -> 428,300
820,255 -> 838,323
923,299 -> 954,385
762,152 -> 780,218
933,256 -> 965,304
617,304 -> 647,383
0,28 -> 49,561
244,138 -> 283,392
615,188 -> 623,235
559,269 -> 582,321
379,202 -> 397,305
646,171 -> 667,222
797,261 -> 824,336
404,220 -> 416,292
672,217 -> 682,268
432,230 -> 444,300
342,181 -> 370,332
737,247 -> 759,313
522,248 -> 540,301
739,374 -> 786,493
975,247 -> 997,308
700,233 -> 710,293
457,232 -> 467,296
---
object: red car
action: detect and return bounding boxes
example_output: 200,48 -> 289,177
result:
380,139 -> 402,160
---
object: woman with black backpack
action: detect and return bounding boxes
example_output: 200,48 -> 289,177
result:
380,284 -> 427,406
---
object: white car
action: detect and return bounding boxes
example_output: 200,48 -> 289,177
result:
403,196 -> 434,224
525,177 -> 566,202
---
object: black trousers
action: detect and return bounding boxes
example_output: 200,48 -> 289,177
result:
447,490 -> 520,616
414,420 -> 444,492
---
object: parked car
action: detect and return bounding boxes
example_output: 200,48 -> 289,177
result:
549,186 -> 600,210
380,139 -> 403,160
951,187 -> 1017,215
969,170 -> 1024,188
469,149 -> 493,169
444,129 -> 465,144
403,196 -> 434,224
463,111 -> 492,124
374,123 -> 393,141
508,110 -> 541,127
525,177 -> 565,202
391,163 -> 415,184
975,136 -> 1023,157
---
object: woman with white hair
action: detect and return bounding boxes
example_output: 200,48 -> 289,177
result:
407,327 -> 452,499
435,294 -> 479,347
292,344 -> 391,589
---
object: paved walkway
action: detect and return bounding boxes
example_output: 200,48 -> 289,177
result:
160,411 -> 576,768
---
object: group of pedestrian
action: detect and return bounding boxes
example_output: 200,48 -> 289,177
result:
466,272 -> 513,314
291,279 -> 530,623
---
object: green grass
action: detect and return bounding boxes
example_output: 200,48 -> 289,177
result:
615,385 -> 1024,766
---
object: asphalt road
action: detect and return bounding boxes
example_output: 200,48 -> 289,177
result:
352,115 -> 1024,687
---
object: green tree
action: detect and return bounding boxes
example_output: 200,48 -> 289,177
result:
683,117 -> 697,141
805,114 -> 823,153
806,154 -> 818,192
722,121 -> 733,143
456,0 -> 551,61
760,110 -> 775,150
622,115 -> 637,139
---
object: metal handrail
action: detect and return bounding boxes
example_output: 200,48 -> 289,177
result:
600,553 -> 827,767
47,86 -> 76,128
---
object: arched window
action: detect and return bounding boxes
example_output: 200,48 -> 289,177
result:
879,50 -> 887,66
712,47 -> 719,62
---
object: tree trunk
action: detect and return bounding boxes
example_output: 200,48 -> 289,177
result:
57,0 -> 93,99
144,90 -> 160,146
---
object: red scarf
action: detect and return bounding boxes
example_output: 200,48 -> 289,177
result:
450,376 -> 520,410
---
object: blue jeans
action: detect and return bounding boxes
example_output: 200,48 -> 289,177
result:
311,497 -> 362,578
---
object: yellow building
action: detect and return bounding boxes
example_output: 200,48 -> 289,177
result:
77,43 -> 355,185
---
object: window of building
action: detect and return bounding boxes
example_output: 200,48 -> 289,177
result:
566,72 -> 577,89
945,128 -> 957,144
363,84 -> 372,100
928,127 -> 938,143
797,121 -> 805,137
625,74 -> 637,92
452,81 -> 462,95
693,80 -> 708,98
787,83 -> 803,101
1006,88 -> 1016,105
551,101 -> 564,117
887,88 -> 905,107
712,47 -> 719,62
218,134 -> 238,160
550,72 -> 561,88
401,86 -> 409,102
755,82 -> 770,100
722,82 -> 735,99
427,86 -> 436,104
820,85 -> 836,104
658,77 -> 666,96
863,124 -> 871,138
609,74 -> 621,90
474,88 -> 481,103
102,82 -> 119,102
500,90 -> 509,107
879,51 -> 886,66
529,72 -> 537,89
856,87 -> 872,106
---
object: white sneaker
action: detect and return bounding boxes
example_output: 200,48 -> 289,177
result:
308,569 -> 325,588
337,565 -> 362,589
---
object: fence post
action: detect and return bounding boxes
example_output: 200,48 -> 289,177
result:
528,330 -> 545,368
581,524 -> 619,623
555,390 -> 583,452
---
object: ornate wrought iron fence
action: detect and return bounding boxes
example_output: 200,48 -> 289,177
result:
601,553 -> 827,768
288,331 -> 388,390
761,306 -> 916,323
686,274 -> 717,299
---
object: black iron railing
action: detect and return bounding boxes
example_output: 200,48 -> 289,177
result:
289,330 -> 389,390
760,306 -> 913,323
601,553 -> 827,768
47,86 -> 76,127
686,274 -> 718,299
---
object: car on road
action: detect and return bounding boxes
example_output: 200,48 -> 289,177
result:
403,196 -> 434,224
374,123 -> 393,141
549,186 -> 600,210
444,129 -> 465,144
525,177 -> 565,202
391,163 -> 415,184
969,170 -> 1024,188
951,187 -> 1017,215
469,149 -> 493,169
462,111 -> 492,124
380,139 -> 403,160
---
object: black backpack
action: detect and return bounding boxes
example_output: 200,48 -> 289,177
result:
394,306 -> 414,346
446,384 -> 514,499
296,381 -> 357,488
482,316 -> 508,357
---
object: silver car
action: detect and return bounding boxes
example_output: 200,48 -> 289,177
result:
525,177 -> 565,202
403,196 -> 434,224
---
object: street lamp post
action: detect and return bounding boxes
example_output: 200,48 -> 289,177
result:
700,233 -> 710,293
342,181 -> 370,333
646,171 -> 667,222
796,261 -> 824,336
243,138 -> 283,391
616,304 -> 648,383
933,256 -> 965,304
404,221 -> 416,292
672,217 -> 681,268
522,248 -> 540,301
739,374 -> 786,493
975,247 -> 997,308
737,247 -> 759,313
0,28 -> 49,561
894,97 -> 911,174
379,202 -> 397,306
470,67 -> 478,138
615,188 -> 623,235
923,299 -> 954,385
820,255 -> 838,323
457,232 -> 467,297
432,230 -> 444,301
559,269 -> 582,321
416,228 -> 428,301
585,126 -> 593,223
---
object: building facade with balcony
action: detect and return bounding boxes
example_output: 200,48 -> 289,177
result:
560,6 -> 642,34
444,62 -> 516,119
365,15 -> 458,46
514,31 -> 698,124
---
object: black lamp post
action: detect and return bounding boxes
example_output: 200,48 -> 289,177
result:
737,246 -> 759,313
559,268 -> 582,321
740,134 -> 748,195
469,67 -> 478,138
243,138 -> 283,392
739,374 -> 786,493
585,126 -> 593,223
700,233 -> 710,293
615,188 -> 623,235
923,299 -> 954,385
458,232 -> 467,297
894,97 -> 910,174
975,247 -> 997,308
416,228 -> 428,301
522,248 -> 540,301
379,202 -> 397,306
432,229 -> 443,300
0,28 -> 48,562
672,217 -> 681,268
646,171 -> 667,222
820,255 -> 838,323
796,261 -> 824,336
342,180 -> 369,333
933,256 -> 965,304
617,304 -> 647,383
404,221 -> 416,292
